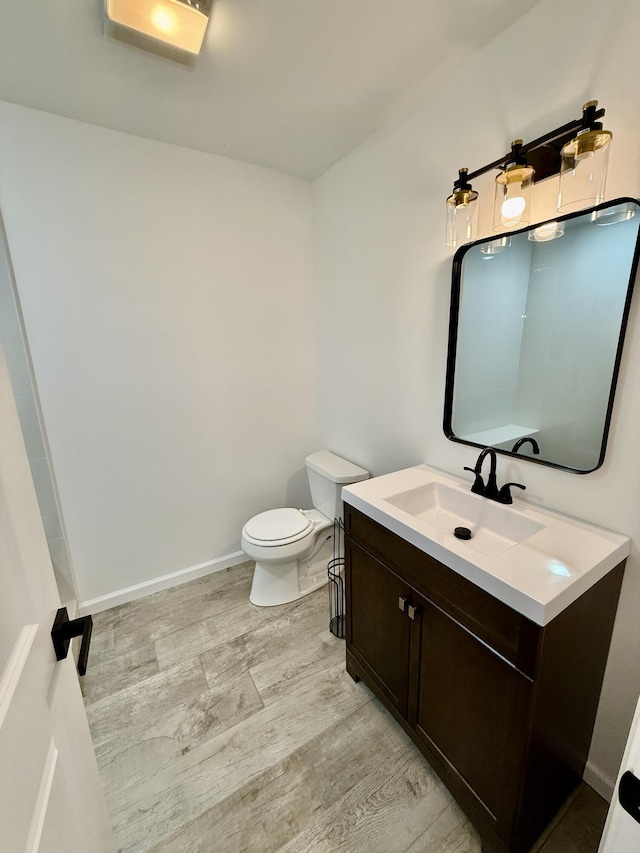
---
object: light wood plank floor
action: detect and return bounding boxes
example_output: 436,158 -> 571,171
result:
82,562 -> 607,853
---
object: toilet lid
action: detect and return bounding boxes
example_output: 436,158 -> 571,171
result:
244,508 -> 313,544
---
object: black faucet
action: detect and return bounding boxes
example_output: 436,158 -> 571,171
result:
464,447 -> 526,505
465,447 -> 499,500
512,436 -> 540,455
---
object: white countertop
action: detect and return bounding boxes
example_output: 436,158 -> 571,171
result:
342,464 -> 630,626
460,424 -> 538,446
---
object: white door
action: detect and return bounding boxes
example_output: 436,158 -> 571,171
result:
0,343 -> 113,852
598,690 -> 640,852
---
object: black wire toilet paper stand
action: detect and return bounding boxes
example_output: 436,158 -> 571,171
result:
328,518 -> 346,638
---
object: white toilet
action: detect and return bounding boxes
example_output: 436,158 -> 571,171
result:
242,450 -> 369,607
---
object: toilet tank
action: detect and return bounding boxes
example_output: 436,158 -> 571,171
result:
304,451 -> 369,521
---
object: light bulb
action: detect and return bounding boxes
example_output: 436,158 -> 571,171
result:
537,223 -> 557,239
530,221 -> 564,242
151,5 -> 176,33
501,196 -> 526,225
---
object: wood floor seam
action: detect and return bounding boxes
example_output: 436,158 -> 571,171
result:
83,562 -> 608,853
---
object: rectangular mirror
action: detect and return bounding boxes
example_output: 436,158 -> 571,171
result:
444,198 -> 640,473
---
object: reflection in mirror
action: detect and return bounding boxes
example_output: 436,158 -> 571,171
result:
444,199 -> 640,473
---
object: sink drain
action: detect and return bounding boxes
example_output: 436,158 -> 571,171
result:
454,526 -> 472,540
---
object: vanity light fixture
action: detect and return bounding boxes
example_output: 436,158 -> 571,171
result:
445,169 -> 479,247
558,101 -> 613,214
480,236 -> 511,257
105,0 -> 212,59
445,101 -> 610,248
528,220 -> 565,242
591,200 -> 637,226
493,141 -> 535,231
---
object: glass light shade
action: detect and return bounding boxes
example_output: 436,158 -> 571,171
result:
557,129 -> 612,214
528,220 -> 565,242
105,0 -> 209,54
592,201 -> 637,226
445,188 -> 479,248
493,164 -> 534,232
480,236 -> 511,257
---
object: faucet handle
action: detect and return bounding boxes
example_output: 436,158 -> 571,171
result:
464,466 -> 485,496
497,482 -> 526,505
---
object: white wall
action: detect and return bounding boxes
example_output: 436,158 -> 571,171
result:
312,0 -> 640,795
0,101 -> 318,607
0,0 -> 638,799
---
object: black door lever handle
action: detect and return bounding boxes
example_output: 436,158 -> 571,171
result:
619,770 -> 640,825
51,607 -> 93,676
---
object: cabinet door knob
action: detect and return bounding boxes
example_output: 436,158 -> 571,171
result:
408,604 -> 420,621
398,596 -> 408,612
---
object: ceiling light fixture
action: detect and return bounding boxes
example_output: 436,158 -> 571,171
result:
105,0 -> 212,60
445,101 -> 611,248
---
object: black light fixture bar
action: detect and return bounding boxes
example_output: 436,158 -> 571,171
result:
465,106 -> 605,183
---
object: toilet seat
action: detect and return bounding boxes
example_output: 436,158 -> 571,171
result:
242,508 -> 314,548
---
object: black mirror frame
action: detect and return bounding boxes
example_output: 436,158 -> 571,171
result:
443,197 -> 640,474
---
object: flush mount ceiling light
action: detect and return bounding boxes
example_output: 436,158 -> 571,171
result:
444,101 -> 612,248
105,0 -> 212,60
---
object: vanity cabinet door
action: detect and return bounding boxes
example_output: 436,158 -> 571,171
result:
345,537 -> 412,716
410,592 -> 533,833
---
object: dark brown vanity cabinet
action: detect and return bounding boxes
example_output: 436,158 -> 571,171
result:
347,538 -> 412,716
344,504 -> 625,853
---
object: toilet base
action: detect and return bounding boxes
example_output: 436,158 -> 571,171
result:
249,535 -> 333,607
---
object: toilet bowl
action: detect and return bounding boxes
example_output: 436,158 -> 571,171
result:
242,451 -> 369,607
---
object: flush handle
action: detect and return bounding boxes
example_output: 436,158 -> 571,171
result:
51,607 -> 93,676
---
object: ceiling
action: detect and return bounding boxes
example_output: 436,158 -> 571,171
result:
0,0 -> 542,180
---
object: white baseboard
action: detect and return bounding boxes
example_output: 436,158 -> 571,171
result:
584,760 -> 615,803
78,551 -> 249,615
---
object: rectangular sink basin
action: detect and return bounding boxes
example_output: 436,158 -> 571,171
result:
385,481 -> 543,556
342,464 -> 631,624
